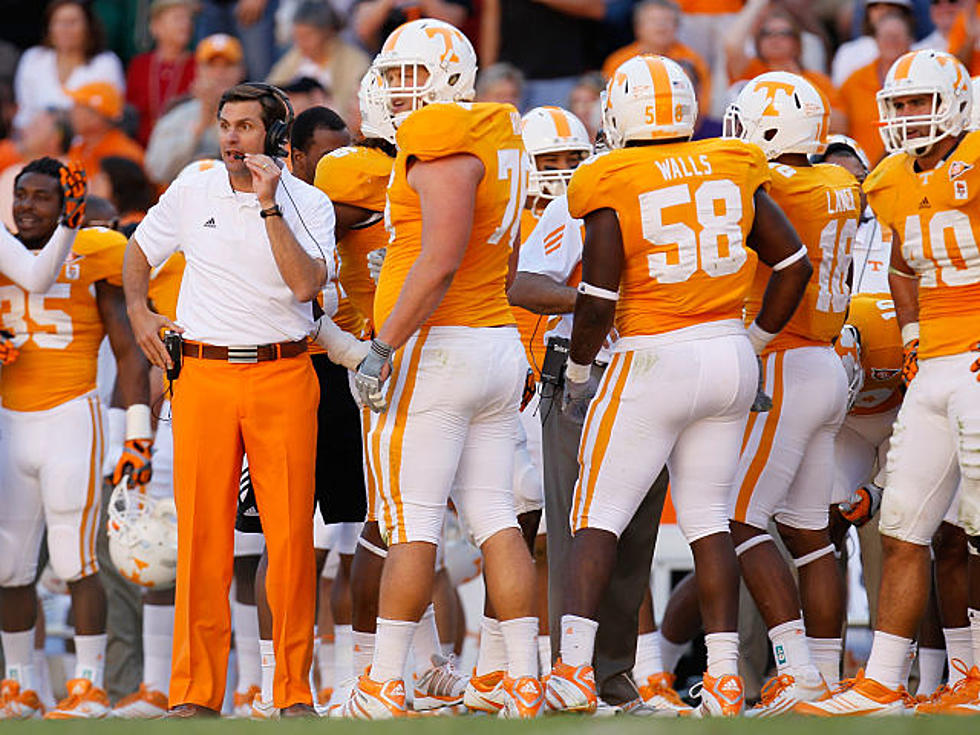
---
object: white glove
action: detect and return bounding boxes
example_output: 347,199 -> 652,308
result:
313,316 -> 371,371
367,247 -> 386,284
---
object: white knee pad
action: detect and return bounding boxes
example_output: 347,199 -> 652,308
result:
792,544 -> 836,568
734,533 -> 773,557
47,532 -> 93,584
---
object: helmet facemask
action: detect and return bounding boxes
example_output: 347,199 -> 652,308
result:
877,87 -> 968,156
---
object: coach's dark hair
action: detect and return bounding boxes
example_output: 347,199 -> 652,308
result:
291,106 -> 347,153
217,83 -> 289,138
14,157 -> 66,204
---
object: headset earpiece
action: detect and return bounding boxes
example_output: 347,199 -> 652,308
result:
243,82 -> 294,157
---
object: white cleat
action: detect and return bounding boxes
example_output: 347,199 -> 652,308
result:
109,684 -> 168,719
333,675 -> 406,719
0,680 -> 44,720
637,672 -> 694,716
747,674 -> 829,717
231,685 -> 260,718
413,654 -> 467,711
794,670 -> 912,716
464,670 -> 506,713
544,659 -> 597,713
250,696 -> 279,720
690,673 -> 744,717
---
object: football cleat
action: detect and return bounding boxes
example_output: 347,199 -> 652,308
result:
464,670 -> 506,713
250,696 -> 278,720
747,674 -> 829,717
544,659 -> 597,713
691,672 -> 744,717
638,672 -> 694,716
0,679 -> 44,720
413,654 -> 467,711
794,670 -> 912,716
44,678 -> 110,719
499,675 -> 544,719
232,685 -> 260,718
317,687 -> 333,707
334,674 -> 406,719
914,659 -> 980,715
109,684 -> 168,719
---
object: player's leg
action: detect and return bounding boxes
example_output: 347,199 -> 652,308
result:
934,517 -> 971,688
917,575 -> 947,697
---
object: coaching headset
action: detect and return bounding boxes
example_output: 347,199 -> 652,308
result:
241,82 -> 295,158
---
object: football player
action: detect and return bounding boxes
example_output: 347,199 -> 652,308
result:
723,72 -> 862,714
0,157 -> 152,719
798,49 -> 980,716
343,19 -> 541,719
546,55 -> 811,718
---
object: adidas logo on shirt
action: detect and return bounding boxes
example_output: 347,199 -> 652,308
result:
203,217 -> 216,228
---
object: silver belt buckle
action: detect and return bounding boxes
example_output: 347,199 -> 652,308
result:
227,345 -> 260,364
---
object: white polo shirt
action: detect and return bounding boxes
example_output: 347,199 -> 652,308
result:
135,162 -> 335,346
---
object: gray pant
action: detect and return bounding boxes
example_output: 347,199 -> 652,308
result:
540,366 -> 668,705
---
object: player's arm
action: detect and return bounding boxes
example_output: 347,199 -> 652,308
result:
744,188 -> 813,352
124,238 -> 181,370
374,153 -> 484,350
98,280 -> 154,488
887,227 -> 920,384
508,272 -> 578,314
333,202 -> 378,244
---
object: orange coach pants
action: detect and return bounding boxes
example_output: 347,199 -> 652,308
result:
169,354 -> 319,710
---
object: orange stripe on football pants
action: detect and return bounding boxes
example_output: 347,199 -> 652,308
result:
169,355 -> 319,711
78,396 -> 100,577
573,355 -> 620,525
733,351 -> 785,523
88,397 -> 104,575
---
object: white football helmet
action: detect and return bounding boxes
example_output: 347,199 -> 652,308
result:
877,49 -> 972,156
971,76 -> 980,130
816,133 -> 871,171
358,67 -> 397,143
107,481 -> 178,589
601,55 -> 697,148
723,71 -> 828,159
521,106 -> 592,199
372,19 -> 477,128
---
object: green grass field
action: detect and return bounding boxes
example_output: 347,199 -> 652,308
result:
0,715 -> 968,734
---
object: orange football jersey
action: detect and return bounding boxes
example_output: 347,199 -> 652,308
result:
148,252 -> 186,323
315,144 -> 393,337
0,227 -> 127,411
745,163 -> 861,352
841,293 -> 903,415
566,138 -> 769,338
864,130 -> 980,359
513,208 -> 548,375
374,102 -> 526,330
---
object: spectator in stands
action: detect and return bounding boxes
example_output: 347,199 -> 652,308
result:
676,0 -> 744,97
282,76 -> 332,114
13,0 -> 125,132
948,0 -> 980,74
675,57 -> 723,138
567,71 -> 604,141
914,0 -> 961,49
726,2 -> 845,130
67,81 -> 144,176
475,62 -> 525,108
602,0 -> 712,117
197,0 -> 279,80
145,34 -> 245,185
90,156 -> 156,236
839,11 -> 914,165
831,0 -> 915,85
267,1 -> 369,111
353,0 -> 470,53
0,109 -> 73,231
127,0 -> 200,147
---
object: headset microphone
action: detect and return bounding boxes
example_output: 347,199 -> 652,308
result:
233,153 -> 246,160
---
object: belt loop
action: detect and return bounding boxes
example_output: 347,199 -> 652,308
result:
275,343 -> 282,359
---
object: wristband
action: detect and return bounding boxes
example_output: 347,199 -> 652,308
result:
370,338 -> 394,363
126,404 -> 153,440
772,246 -> 807,272
577,282 -> 619,301
565,359 -> 591,383
901,322 -> 919,346
260,204 -> 283,219
747,321 -> 777,355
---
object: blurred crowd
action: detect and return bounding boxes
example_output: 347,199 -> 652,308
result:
0,0 -> 976,222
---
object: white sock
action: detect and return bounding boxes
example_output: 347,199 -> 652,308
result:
559,615 -> 598,669
633,631 -> 664,681
500,617 -> 538,678
412,605 -> 440,674
1,629 -> 35,691
476,616 -> 507,676
370,618 -> 416,682
970,608 -> 980,668
658,630 -> 687,674
317,635 -> 335,693
259,639 -> 275,703
73,634 -> 107,688
901,640 -> 917,687
918,647 -> 946,695
945,625 -> 973,679
34,648 -> 54,708
769,619 -> 819,683
537,635 -> 552,676
704,631 -> 739,677
142,604 -> 174,695
866,630 -> 914,690
807,637 -> 842,687
232,602 -> 260,692
334,624 -> 353,684
352,630 -> 375,677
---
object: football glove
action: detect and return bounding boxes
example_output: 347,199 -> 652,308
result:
561,363 -> 599,424
112,439 -> 153,488
367,247 -> 386,284
60,162 -> 87,229
751,355 -> 772,413
520,369 -> 536,412
901,338 -> 918,386
838,482 -> 883,527
354,338 -> 393,413
0,329 -> 19,366
971,341 -> 980,382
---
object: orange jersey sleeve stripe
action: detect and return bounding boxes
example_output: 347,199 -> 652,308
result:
733,351 -> 785,522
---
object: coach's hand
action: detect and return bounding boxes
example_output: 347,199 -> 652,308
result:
355,338 -> 394,413
244,154 -> 281,206
561,360 -> 598,423
130,305 -> 182,370
113,439 -> 153,489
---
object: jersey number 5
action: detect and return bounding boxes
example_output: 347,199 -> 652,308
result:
0,284 -> 74,349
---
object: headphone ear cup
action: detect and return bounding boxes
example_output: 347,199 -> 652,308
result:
267,120 -> 288,156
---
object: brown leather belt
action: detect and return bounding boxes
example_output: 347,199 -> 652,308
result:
181,339 -> 308,363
